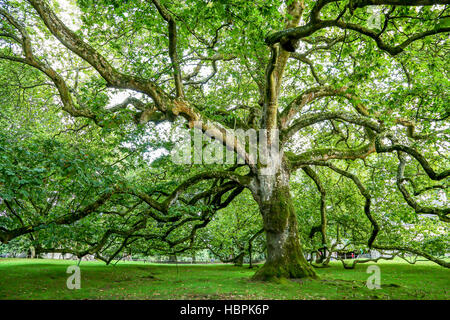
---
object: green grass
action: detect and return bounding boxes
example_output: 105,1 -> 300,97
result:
0,258 -> 448,300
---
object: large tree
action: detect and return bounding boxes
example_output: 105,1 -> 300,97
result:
0,0 -> 448,280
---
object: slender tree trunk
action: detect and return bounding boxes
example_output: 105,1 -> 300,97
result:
248,243 -> 253,269
234,252 -> 244,267
29,246 -> 36,259
252,167 -> 317,280
248,228 -> 263,269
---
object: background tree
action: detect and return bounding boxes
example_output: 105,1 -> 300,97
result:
197,190 -> 264,267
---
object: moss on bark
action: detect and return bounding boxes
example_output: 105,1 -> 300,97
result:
253,185 -> 318,281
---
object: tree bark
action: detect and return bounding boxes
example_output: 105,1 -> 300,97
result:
28,246 -> 36,259
248,244 -> 253,269
234,252 -> 244,267
252,169 -> 317,280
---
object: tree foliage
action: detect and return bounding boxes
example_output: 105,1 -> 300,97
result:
0,0 -> 448,278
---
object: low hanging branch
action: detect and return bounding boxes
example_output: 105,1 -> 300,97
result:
396,152 -> 449,223
375,134 -> 450,181
338,251 -> 399,270
296,160 -> 449,268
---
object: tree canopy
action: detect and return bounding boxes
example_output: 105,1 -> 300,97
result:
0,0 -> 448,280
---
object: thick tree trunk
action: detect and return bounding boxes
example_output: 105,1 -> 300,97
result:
253,183 -> 317,280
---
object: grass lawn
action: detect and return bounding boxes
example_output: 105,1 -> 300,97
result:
0,258 -> 448,300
